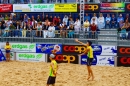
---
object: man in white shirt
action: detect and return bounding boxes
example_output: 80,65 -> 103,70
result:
48,23 -> 55,38
74,18 -> 80,33
105,14 -> 111,29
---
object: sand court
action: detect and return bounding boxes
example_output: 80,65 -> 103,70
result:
0,61 -> 130,86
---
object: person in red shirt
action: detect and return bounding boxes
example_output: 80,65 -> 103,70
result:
89,23 -> 97,39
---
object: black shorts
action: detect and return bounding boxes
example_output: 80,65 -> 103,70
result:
87,58 -> 93,66
47,76 -> 56,85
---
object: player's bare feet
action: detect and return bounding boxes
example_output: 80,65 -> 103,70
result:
87,75 -> 91,80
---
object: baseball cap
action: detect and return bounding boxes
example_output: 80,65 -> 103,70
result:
50,54 -> 55,58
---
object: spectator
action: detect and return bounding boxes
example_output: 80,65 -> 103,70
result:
5,14 -> 9,20
9,23 -> 16,37
105,14 -> 111,29
84,13 -> 90,22
6,18 -> 12,27
27,18 -> 32,26
19,15 -> 23,21
59,22 -> 66,37
48,23 -> 55,38
83,19 -> 90,32
3,24 -> 9,37
49,16 -> 53,23
91,18 -> 97,25
44,15 -> 49,22
111,14 -> 117,28
31,15 -> 35,21
124,14 -> 130,22
32,19 -> 37,37
0,15 -> 4,22
74,18 -> 80,33
68,24 -> 74,38
97,13 -> 105,29
60,25 -> 68,38
24,14 -> 28,22
57,16 -> 61,26
0,22 -> 4,36
22,22 -> 27,37
53,16 -> 58,26
19,25 -> 23,37
15,22 -> 20,37
69,18 -> 74,26
117,14 -> 124,28
118,20 -> 124,32
120,25 -> 126,40
89,23 -> 97,39
91,13 -> 97,23
37,15 -> 41,22
43,19 -> 50,38
124,19 -> 130,31
63,15 -> 68,25
26,24 -> 32,37
68,15 -> 72,22
36,23 -> 42,37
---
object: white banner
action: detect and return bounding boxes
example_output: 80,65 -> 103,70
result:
96,55 -> 114,67
0,43 -> 36,52
16,53 -> 45,62
13,4 -> 54,12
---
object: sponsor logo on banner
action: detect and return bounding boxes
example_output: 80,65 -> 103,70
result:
126,3 -> 130,12
100,3 -> 125,12
47,54 -> 79,64
62,45 -> 116,55
0,49 -> 6,61
55,4 -> 77,12
81,55 -> 114,66
117,57 -> 130,67
117,46 -> 130,56
0,4 -> 13,12
77,4 -> 100,12
13,4 -> 54,12
81,55 -> 97,65
16,53 -> 45,62
36,44 -> 62,54
0,43 -> 36,52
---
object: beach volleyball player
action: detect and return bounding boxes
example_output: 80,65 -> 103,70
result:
75,39 -> 94,80
46,54 -> 58,86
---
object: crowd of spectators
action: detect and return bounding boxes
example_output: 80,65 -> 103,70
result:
0,13 -> 130,40
0,0 -> 129,4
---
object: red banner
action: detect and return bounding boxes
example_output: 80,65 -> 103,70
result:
0,4 -> 12,12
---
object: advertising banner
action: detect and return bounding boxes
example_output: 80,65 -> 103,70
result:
0,43 -> 36,52
2,51 -> 14,60
117,46 -> 130,56
81,55 -> 115,66
62,45 -> 117,55
117,57 -> 130,67
0,49 -> 6,61
54,4 -> 77,12
100,3 -> 125,12
16,53 -> 45,62
13,4 -> 54,12
77,4 -> 100,12
125,3 -> 130,13
36,44 -> 62,54
47,54 -> 79,64
0,4 -> 13,12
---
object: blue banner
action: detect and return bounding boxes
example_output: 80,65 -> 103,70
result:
0,49 -> 6,61
81,55 -> 97,65
81,55 -> 115,66
92,45 -> 117,55
36,44 -> 62,54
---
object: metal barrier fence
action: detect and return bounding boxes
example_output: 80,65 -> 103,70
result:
0,29 -> 130,45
